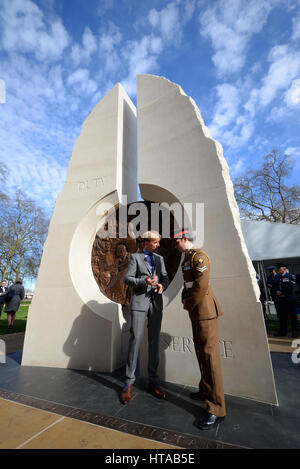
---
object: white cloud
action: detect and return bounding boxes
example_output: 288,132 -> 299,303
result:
97,0 -> 114,16
199,0 -> 276,76
0,111 -> 70,211
71,27 -> 97,66
292,10 -> 300,40
210,84 -> 240,135
120,1 -> 196,96
148,0 -> 195,44
183,0 -> 196,22
243,89 -> 259,117
0,0 -> 70,62
1,0 -> 196,211
259,45 -> 300,106
121,35 -> 162,95
149,2 -> 181,41
48,65 -> 66,103
0,79 -> 6,103
99,24 -> 122,73
231,157 -> 246,176
209,83 -> 255,149
222,117 -> 254,148
285,78 -> 300,106
286,146 -> 300,156
67,68 -> 98,96
285,146 -> 300,170
245,44 -> 300,115
68,69 -> 90,86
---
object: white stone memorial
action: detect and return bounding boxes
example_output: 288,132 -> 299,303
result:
137,75 -> 277,404
22,75 -> 277,405
22,83 -> 137,371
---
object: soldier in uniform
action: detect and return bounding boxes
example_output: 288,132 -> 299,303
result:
266,265 -> 280,330
275,263 -> 299,338
267,266 -> 280,304
172,228 -> 226,430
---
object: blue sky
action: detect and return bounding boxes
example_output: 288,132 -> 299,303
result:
0,0 -> 300,215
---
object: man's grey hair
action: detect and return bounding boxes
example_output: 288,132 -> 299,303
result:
142,230 -> 161,241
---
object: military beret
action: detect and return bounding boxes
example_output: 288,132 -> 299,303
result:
276,263 -> 288,268
170,228 -> 190,240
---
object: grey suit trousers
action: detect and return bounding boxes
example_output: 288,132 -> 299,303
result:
125,302 -> 162,385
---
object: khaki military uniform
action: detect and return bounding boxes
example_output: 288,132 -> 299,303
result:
182,248 -> 226,417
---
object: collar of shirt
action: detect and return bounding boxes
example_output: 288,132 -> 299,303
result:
143,248 -> 154,261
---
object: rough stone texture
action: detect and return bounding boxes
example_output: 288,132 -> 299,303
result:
22,83 -> 137,372
137,74 -> 277,405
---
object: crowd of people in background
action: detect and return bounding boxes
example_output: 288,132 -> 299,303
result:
259,263 -> 299,338
0,279 -> 25,333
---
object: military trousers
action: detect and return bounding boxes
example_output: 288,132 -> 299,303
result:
276,298 -> 298,336
190,317 -> 226,417
125,304 -> 162,386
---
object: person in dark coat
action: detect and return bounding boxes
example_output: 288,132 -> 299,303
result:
266,266 -> 280,312
274,263 -> 299,338
4,279 -> 25,333
0,280 -> 8,317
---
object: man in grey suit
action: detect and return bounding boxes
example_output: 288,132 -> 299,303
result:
121,231 -> 169,404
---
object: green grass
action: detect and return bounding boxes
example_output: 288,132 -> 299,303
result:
0,302 -> 30,335
266,316 -> 300,333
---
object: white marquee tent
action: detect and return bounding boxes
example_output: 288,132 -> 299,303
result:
241,219 -> 300,305
241,219 -> 300,261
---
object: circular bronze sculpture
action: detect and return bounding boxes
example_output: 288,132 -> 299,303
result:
91,201 -> 182,305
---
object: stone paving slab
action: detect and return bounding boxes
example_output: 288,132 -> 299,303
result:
0,332 -> 25,354
1,340 -> 299,449
268,334 -> 298,353
0,390 -> 242,449
0,397 -> 179,450
0,397 -> 61,449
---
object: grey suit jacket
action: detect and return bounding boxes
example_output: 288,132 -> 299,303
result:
124,252 -> 169,312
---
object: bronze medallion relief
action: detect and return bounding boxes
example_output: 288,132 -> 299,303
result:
91,202 -> 182,305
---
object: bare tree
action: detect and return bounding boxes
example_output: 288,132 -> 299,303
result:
233,149 -> 300,224
0,190 -> 49,283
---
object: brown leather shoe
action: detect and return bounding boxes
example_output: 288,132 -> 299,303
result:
148,383 -> 166,399
121,384 -> 133,404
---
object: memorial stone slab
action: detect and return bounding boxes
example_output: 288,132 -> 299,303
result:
22,75 -> 277,405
